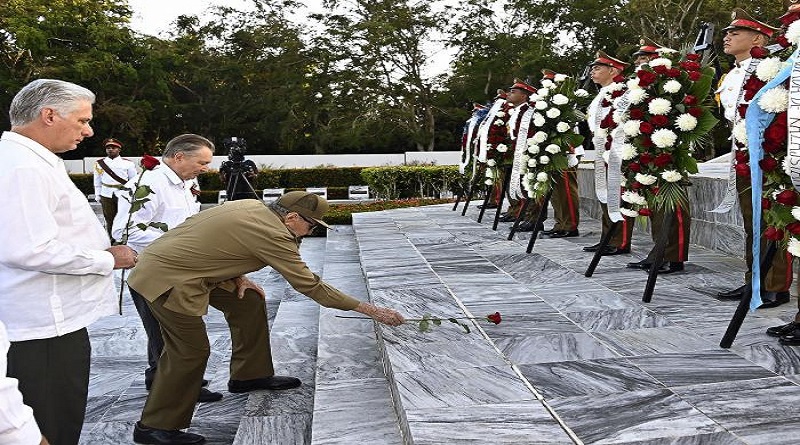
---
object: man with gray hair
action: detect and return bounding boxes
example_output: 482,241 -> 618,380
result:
112,133 -> 221,403
0,79 -> 137,444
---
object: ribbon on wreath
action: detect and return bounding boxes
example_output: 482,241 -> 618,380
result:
747,47 -> 800,311
591,90 -> 611,204
605,93 -> 632,223
459,115 -> 481,174
476,98 -> 506,164
509,107 -> 535,200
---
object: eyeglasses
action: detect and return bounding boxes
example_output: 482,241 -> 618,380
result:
298,214 -> 319,234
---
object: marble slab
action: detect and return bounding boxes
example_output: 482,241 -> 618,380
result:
592,326 -> 717,357
627,349 -> 777,387
233,414 -> 311,445
565,308 -> 672,332
494,332 -> 620,365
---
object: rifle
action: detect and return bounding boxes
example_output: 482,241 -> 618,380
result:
693,22 -> 723,84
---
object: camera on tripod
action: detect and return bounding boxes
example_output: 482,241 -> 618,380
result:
219,136 -> 259,201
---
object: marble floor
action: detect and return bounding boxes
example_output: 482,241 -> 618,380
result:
78,202 -> 800,444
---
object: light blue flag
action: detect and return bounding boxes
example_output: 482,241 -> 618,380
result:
746,47 -> 800,311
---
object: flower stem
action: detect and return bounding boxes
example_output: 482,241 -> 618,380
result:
117,169 -> 147,315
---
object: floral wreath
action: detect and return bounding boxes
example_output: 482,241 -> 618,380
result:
616,48 -> 718,218
482,102 -> 513,186
521,75 -> 591,200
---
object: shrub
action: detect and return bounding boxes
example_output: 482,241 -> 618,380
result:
361,165 -> 465,199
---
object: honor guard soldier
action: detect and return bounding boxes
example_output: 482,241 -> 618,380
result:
93,138 -> 137,239
540,69 -> 581,238
585,51 -> 633,255
713,9 -> 788,305
626,39 -> 692,274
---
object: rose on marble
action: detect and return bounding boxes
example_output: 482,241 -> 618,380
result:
336,312 -> 502,333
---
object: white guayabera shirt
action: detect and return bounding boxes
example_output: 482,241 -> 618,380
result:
0,131 -> 116,341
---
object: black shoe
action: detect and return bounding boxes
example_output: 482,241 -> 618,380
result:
516,221 -> 535,232
582,243 -> 601,252
228,376 -> 301,393
600,246 -> 630,256
147,379 -> 210,392
718,285 -> 746,300
541,227 -> 559,235
759,291 -> 790,309
767,322 -> 798,337
133,422 -> 205,444
478,203 -> 498,210
656,262 -> 684,274
499,213 -> 516,222
549,230 -> 579,238
779,326 -> 800,346
198,388 -> 223,403
626,259 -> 652,270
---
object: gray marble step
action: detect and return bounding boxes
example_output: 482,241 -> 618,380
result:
310,226 -> 404,445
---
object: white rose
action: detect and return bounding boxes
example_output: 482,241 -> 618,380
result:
622,190 -> 647,205
546,108 -> 561,119
634,173 -> 658,185
649,57 -> 672,68
533,116 -> 546,127
527,159 -> 538,168
536,172 -> 549,182
539,155 -> 550,164
648,97 -> 672,115
484,178 -> 494,186
535,100 -> 548,110
620,177 -> 627,187
792,206 -> 800,221
623,120 -> 642,137
529,93 -> 541,102
758,86 -> 789,114
621,144 -> 637,161
620,208 -> 639,217
651,128 -> 678,148
527,144 -> 540,154
533,131 -> 548,144
554,74 -> 568,82
494,119 -> 504,126
485,169 -> 494,178
661,170 -> 683,183
575,89 -> 589,98
789,238 -> 800,257
626,78 -> 641,90
496,143 -> 508,153
552,94 -> 569,105
487,159 -> 497,167
663,79 -> 682,94
556,122 -> 571,133
732,121 -> 748,145
784,155 -> 793,177
787,20 -> 800,46
538,87 -> 551,96
545,144 -> 561,154
628,88 -> 648,105
612,110 -> 626,124
756,57 -> 783,82
496,111 -> 506,117
675,113 -> 698,132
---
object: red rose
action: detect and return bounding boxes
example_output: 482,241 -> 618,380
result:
486,312 -> 502,324
630,181 -> 642,189
601,99 -> 611,108
650,115 -> 670,127
653,65 -> 669,75
760,156 -> 779,171
629,108 -> 645,120
683,95 -> 697,106
611,89 -> 624,98
688,71 -> 701,81
788,222 -> 800,235
605,139 -> 612,150
734,150 -> 748,163
776,189 -> 799,206
628,162 -> 642,172
613,75 -> 626,83
750,46 -> 769,59
639,153 -> 653,164
762,197 -> 771,209
637,70 -> 658,87
640,122 -> 655,134
641,136 -> 654,148
654,153 -> 672,167
737,104 -> 748,119
680,61 -> 701,71
687,107 -> 702,118
736,163 -> 751,177
600,113 -> 615,129
638,208 -> 652,216
141,154 -> 160,170
777,34 -> 791,48
764,226 -> 785,241
686,54 -> 701,62
666,68 -> 682,78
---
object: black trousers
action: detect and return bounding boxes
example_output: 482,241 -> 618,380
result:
130,286 -> 164,388
7,328 -> 90,445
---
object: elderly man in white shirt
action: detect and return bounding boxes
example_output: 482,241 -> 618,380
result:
111,134 -> 219,403
0,79 -> 137,445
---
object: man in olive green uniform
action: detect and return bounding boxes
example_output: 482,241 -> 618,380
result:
129,192 -> 405,445
540,69 -> 581,238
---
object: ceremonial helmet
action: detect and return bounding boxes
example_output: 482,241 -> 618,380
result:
723,8 -> 779,37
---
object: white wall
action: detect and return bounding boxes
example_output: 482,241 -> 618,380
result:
71,151 -> 461,174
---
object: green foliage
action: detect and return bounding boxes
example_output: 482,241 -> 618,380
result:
361,166 -> 461,199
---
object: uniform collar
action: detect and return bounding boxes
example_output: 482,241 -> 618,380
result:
1,131 -> 61,168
